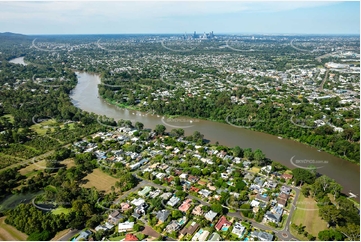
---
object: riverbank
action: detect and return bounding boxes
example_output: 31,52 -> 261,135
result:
101,91 -> 359,165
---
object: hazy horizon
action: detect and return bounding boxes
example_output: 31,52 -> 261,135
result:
0,1 -> 359,35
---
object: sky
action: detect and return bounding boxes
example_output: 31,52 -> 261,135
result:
0,1 -> 359,35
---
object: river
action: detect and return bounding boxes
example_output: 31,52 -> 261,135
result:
8,57 -> 360,200
70,72 -> 360,199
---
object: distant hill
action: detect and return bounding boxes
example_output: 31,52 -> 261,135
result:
0,32 -> 27,37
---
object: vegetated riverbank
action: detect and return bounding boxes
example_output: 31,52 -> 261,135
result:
101,91 -> 359,165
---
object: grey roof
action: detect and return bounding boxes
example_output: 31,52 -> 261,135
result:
156,210 -> 170,222
265,211 -> 282,223
208,232 -> 221,241
251,231 -> 274,241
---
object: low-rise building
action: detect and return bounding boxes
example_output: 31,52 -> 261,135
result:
156,210 -> 170,223
204,210 -> 218,221
215,215 -> 232,231
232,222 -> 246,238
167,196 -> 180,207
118,221 -> 135,232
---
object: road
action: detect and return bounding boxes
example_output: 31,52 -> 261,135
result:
58,229 -> 79,241
290,39 -> 311,52
319,69 -> 329,91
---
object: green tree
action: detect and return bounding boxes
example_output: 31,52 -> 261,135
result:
154,124 -> 166,135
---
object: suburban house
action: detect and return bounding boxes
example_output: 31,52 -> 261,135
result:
121,202 -> 131,212
277,193 -> 289,207
260,165 -> 272,174
95,224 -> 112,232
124,233 -> 139,241
198,180 -> 207,186
178,198 -> 192,212
215,216 -> 232,231
192,229 -> 210,241
232,222 -> 246,238
132,203 -> 148,219
281,174 -> 293,180
250,231 -> 274,241
179,173 -> 188,180
199,189 -> 212,198
192,204 -> 204,216
165,220 -> 181,233
280,186 -> 292,195
244,172 -> 254,181
131,198 -> 145,206
265,206 -> 284,223
108,210 -> 124,224
149,189 -> 161,199
190,186 -> 200,193
159,192 -> 172,200
156,210 -> 170,223
256,193 -> 270,203
138,186 -> 152,197
167,196 -> 180,207
118,221 -> 135,232
74,230 -> 92,241
188,175 -> 200,183
208,232 -> 221,241
204,210 -> 218,221
179,221 -> 199,236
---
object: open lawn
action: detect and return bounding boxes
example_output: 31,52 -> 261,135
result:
81,168 -> 119,193
30,118 -> 59,135
250,167 -> 260,173
291,193 -> 328,239
62,158 -> 75,169
52,207 -> 71,215
19,158 -> 75,176
0,216 -> 28,241
19,159 -> 47,176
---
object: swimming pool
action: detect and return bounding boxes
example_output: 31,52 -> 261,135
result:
221,227 -> 229,231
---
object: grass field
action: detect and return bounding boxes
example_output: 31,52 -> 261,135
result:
30,119 -> 58,135
81,168 -> 119,193
52,207 -> 71,215
30,119 -> 76,136
250,167 -> 260,173
0,216 -> 28,241
291,193 -> 328,239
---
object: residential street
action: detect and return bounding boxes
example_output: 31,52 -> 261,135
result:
114,173 -> 301,241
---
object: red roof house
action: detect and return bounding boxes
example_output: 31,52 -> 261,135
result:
215,215 -> 232,231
